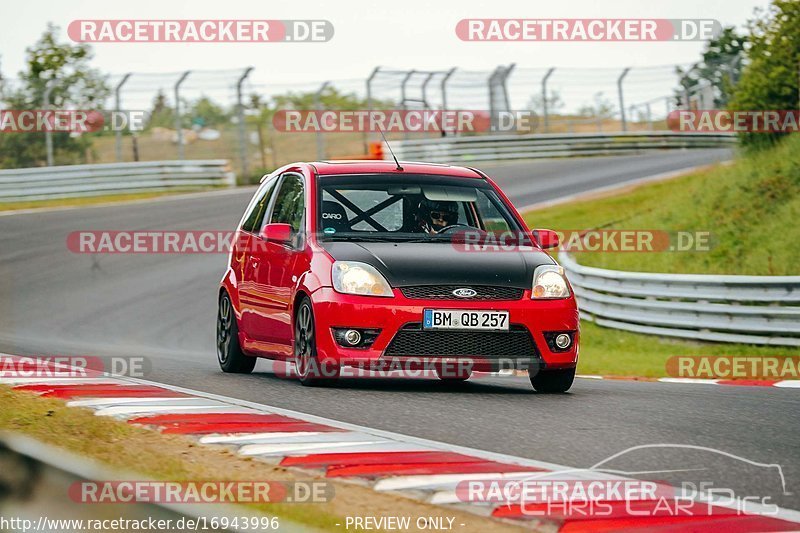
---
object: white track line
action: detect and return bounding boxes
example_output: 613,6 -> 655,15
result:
373,472 -> 544,492
95,405 -> 257,417
200,432 -> 323,444
67,397 -> 205,407
238,440 -> 405,457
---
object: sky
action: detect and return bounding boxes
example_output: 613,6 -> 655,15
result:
0,0 -> 771,112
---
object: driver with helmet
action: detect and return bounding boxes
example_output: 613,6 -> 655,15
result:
416,198 -> 459,234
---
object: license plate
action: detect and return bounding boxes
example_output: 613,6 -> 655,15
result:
423,309 -> 509,331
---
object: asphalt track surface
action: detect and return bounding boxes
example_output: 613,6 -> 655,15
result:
3,148 -> 799,509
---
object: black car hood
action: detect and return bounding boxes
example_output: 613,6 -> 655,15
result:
322,241 -> 555,288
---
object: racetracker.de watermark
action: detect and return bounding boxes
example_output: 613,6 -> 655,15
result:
451,230 -> 714,253
68,231 -> 242,254
68,20 -> 334,42
666,356 -> 800,380
272,358 -> 546,381
0,110 -> 148,133
456,19 -> 721,41
71,481 -> 332,504
272,110 -> 538,133
0,355 -> 151,378
668,110 -> 800,133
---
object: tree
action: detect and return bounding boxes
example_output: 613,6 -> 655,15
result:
578,92 -> 614,118
272,86 -> 392,111
730,0 -> 800,148
146,90 -> 175,129
0,24 -> 109,168
676,27 -> 748,109
527,90 -> 564,115
189,96 -> 229,127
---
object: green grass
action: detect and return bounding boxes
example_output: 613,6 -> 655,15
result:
522,136 -> 800,377
525,135 -> 800,276
577,321 -> 797,378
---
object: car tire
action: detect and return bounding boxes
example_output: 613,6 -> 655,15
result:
294,297 -> 339,387
529,367 -> 575,393
217,292 -> 256,374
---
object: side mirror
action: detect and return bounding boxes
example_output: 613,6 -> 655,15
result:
260,223 -> 293,244
533,229 -> 560,249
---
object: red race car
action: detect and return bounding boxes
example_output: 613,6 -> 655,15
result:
217,160 -> 579,392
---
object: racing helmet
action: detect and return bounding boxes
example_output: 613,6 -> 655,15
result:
417,198 -> 459,229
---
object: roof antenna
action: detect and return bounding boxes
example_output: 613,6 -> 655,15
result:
377,128 -> 403,171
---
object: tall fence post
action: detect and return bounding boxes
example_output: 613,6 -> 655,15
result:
420,72 -> 435,109
488,63 -> 515,134
487,67 -> 501,132
400,70 -> 415,139
617,67 -> 631,131
364,66 -> 380,150
400,70 -> 415,110
541,67 -> 556,132
43,79 -> 55,166
500,63 -> 515,112
646,102 -> 653,130
114,73 -> 132,162
314,81 -> 330,160
441,68 -> 456,112
174,71 -> 191,160
236,67 -> 254,179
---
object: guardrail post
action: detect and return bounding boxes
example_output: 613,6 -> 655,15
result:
236,66 -> 254,179
43,79 -> 55,166
364,66 -> 380,150
541,67 -> 556,133
114,73 -> 132,162
174,70 -> 191,160
617,67 -> 631,131
314,81 -> 330,160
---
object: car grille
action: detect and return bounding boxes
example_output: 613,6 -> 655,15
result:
383,323 -> 537,358
400,285 -> 524,301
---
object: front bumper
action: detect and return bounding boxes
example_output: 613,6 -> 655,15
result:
310,287 -> 580,370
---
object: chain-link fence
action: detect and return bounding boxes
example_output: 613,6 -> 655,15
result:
2,62 -> 723,181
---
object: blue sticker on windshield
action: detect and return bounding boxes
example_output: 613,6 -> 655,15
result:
324,227 -> 336,234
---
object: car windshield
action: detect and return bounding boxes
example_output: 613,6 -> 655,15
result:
317,174 -> 522,242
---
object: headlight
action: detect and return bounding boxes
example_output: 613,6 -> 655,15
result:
332,261 -> 393,297
532,265 -> 570,299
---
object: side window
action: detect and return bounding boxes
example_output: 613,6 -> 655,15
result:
241,177 -> 278,233
474,193 -> 512,232
270,174 -> 305,233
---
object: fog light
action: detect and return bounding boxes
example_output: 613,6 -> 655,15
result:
343,329 -> 362,346
555,333 -> 572,349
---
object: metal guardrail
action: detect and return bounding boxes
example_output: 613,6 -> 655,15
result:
388,131 -> 737,164
560,253 -> 800,346
0,433 -> 277,532
0,160 -> 236,202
